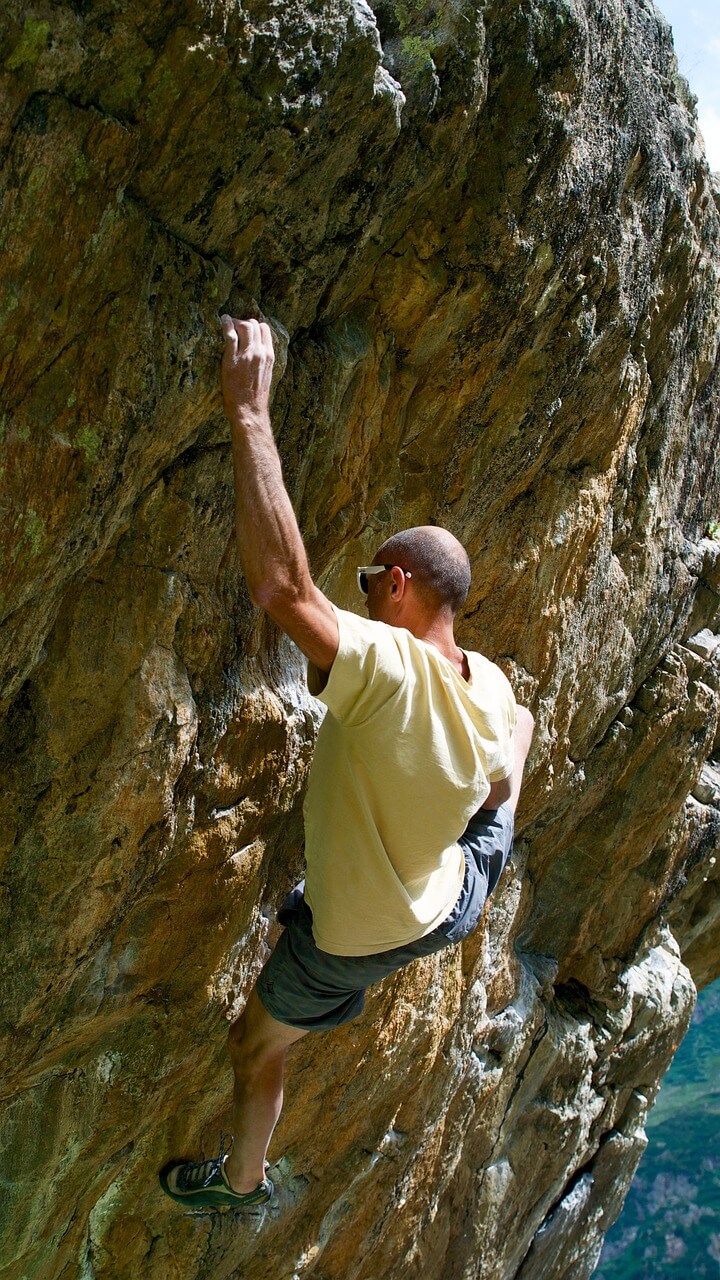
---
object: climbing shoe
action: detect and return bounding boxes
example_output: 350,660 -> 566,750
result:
159,1135 -> 274,1210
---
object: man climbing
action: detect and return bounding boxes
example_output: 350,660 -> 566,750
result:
159,317 -> 535,1210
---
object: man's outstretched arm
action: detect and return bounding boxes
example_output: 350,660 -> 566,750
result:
221,314 -> 338,673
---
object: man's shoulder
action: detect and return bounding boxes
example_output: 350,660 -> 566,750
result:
306,606 -> 407,718
329,605 -> 410,662
465,649 -> 515,699
465,647 -> 502,674
332,604 -> 399,640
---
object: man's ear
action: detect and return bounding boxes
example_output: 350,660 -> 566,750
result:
390,566 -> 407,598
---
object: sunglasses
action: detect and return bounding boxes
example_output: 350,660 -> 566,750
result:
357,564 -> 412,595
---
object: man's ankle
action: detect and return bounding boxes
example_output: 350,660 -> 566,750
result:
223,1155 -> 265,1195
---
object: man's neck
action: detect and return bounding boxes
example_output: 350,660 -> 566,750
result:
408,616 -> 468,678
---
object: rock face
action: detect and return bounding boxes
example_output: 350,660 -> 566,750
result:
1,1 -> 719,1277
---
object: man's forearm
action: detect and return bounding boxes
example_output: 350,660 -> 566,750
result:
220,315 -> 312,607
228,409 -> 311,607
219,315 -> 339,670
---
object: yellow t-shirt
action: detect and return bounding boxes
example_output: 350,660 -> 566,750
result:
302,606 -> 517,956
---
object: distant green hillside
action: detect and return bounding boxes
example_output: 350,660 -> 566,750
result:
595,979 -> 720,1279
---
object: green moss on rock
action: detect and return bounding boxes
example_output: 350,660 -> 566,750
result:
22,508 -> 46,557
400,34 -> 435,72
4,18 -> 51,71
74,425 -> 101,465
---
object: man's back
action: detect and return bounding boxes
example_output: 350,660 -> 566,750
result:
304,606 -> 517,955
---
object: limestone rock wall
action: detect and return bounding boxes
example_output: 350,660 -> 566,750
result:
1,1 -> 719,1277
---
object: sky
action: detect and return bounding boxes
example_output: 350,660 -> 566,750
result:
656,0 -> 720,171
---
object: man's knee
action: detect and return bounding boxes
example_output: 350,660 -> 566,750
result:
227,1010 -> 248,1060
516,704 -> 535,741
227,986 -> 303,1073
227,1013 -> 280,1078
514,705 -> 535,768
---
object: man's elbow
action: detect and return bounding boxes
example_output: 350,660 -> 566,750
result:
481,775 -> 512,809
247,577 -> 314,619
248,578 -> 297,611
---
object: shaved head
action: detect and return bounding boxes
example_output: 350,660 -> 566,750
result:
374,526 -> 471,615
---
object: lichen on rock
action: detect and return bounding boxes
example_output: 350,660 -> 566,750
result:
0,0 -> 719,1277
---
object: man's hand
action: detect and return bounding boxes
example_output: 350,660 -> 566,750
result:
221,315 -> 275,425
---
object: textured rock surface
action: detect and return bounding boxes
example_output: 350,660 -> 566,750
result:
1,1 -> 720,1277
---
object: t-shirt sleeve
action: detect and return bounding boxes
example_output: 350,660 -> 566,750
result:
486,667 -> 518,781
306,605 -> 405,726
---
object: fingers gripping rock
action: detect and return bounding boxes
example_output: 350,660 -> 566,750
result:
219,293 -> 289,407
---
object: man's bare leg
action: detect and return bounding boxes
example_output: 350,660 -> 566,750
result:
223,986 -> 308,1193
507,705 -> 535,813
480,704 -> 535,813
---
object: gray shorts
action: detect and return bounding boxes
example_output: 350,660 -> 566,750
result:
256,803 -> 515,1032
